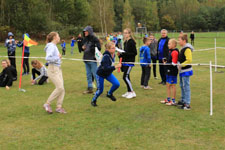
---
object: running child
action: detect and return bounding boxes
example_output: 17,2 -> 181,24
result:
160,39 -> 179,105
140,37 -> 152,90
91,42 -> 121,107
61,40 -> 66,56
43,32 -> 66,114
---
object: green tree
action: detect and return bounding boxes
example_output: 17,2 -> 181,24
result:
145,1 -> 160,31
122,0 -> 135,31
160,15 -> 176,30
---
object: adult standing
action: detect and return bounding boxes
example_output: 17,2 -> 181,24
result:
149,34 -> 158,79
157,29 -> 170,85
77,34 -> 83,53
82,26 -> 101,94
190,31 -> 195,46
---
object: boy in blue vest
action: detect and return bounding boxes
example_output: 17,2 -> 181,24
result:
140,37 -> 152,90
177,34 -> 194,110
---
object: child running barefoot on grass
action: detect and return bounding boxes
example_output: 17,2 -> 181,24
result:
160,39 -> 179,105
140,37 -> 152,90
43,32 -> 66,114
91,42 -> 121,107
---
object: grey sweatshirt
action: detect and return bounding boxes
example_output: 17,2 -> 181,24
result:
45,43 -> 61,66
34,66 -> 48,81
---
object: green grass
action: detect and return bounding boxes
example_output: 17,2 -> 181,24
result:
0,32 -> 225,150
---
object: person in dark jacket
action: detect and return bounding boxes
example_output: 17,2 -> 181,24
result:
82,26 -> 101,94
149,34 -> 158,79
6,59 -> 17,81
118,28 -> 137,99
157,29 -> 170,85
91,42 -> 121,107
5,32 -> 17,69
16,33 -> 30,75
77,34 -> 83,53
190,31 -> 195,46
0,60 -> 14,90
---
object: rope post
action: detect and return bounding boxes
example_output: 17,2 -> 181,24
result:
215,38 -> 217,72
210,61 -> 213,116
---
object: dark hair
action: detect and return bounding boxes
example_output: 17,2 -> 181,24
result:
179,33 -> 188,43
46,32 -> 58,43
143,37 -> 150,44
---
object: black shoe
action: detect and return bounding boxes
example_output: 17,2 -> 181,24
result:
106,92 -> 117,101
22,72 -> 27,76
177,101 -> 185,106
162,82 -> 166,85
158,81 -> 163,84
180,104 -> 191,110
91,101 -> 97,107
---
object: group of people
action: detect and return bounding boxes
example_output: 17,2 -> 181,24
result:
140,29 -> 194,110
60,33 -> 84,56
1,26 -> 194,114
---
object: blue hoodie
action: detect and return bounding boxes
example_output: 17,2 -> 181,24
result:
61,42 -> 66,49
45,42 -> 61,66
96,51 -> 115,78
17,33 -> 30,54
5,32 -> 16,53
140,45 -> 151,66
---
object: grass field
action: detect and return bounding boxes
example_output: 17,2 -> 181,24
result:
0,32 -> 225,150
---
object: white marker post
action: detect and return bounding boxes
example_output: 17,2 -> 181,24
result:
215,38 -> 217,72
210,61 -> 213,116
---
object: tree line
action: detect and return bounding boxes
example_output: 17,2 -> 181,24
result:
0,0 -> 225,40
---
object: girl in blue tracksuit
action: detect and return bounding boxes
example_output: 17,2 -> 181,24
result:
91,42 -> 121,107
17,33 -> 30,75
140,37 -> 152,89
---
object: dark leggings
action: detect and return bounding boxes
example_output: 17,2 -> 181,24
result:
159,59 -> 166,83
122,66 -> 133,92
8,51 -> 16,69
23,53 -> 30,73
151,58 -> 157,78
32,68 -> 48,85
141,66 -> 151,86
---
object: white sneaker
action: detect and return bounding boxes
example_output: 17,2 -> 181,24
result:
132,91 -> 136,97
126,92 -> 136,99
122,92 -> 129,97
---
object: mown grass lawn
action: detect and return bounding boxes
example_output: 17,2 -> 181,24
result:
0,32 -> 225,150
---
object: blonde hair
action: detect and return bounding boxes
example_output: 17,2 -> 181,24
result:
179,33 -> 188,43
105,41 -> 115,50
124,28 -> 136,43
169,39 -> 177,47
31,60 -> 43,69
6,59 -> 11,66
46,32 -> 58,43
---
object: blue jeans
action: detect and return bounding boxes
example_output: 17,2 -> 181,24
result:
84,62 -> 97,89
92,74 -> 120,102
180,76 -> 191,105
